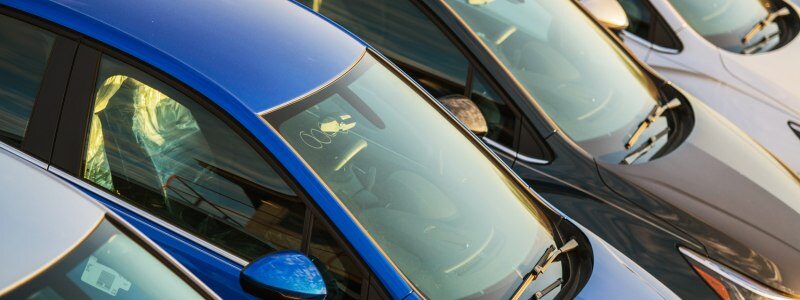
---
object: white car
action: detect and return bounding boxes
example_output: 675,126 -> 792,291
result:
584,0 -> 800,172
0,147 -> 217,299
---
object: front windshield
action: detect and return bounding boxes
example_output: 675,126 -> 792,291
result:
444,0 -> 669,163
668,0 -> 789,53
3,220 -> 206,299
265,53 -> 561,299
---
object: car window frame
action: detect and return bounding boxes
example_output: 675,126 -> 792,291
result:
0,6 -> 78,162
0,7 -> 386,297
618,0 -> 683,53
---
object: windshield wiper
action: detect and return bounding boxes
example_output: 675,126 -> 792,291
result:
510,239 -> 578,300
621,128 -> 669,165
742,31 -> 780,54
624,98 -> 681,149
742,7 -> 790,44
533,278 -> 563,300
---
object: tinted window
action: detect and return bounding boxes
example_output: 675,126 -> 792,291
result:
619,0 -> 653,38
4,220 -> 206,299
0,14 -> 55,147
310,219 -> 364,300
619,0 -> 680,50
471,73 -> 516,147
82,56 -> 303,261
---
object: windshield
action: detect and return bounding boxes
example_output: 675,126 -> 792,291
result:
265,53 -> 561,299
3,219 -> 206,299
668,0 -> 790,53
444,0 -> 672,163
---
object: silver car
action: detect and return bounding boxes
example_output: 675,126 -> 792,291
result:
0,148 -> 217,299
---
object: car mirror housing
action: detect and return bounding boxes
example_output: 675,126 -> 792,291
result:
581,0 -> 630,31
439,95 -> 488,137
240,250 -> 327,299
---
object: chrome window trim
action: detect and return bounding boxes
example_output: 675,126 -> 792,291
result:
679,247 -> 796,300
0,141 -> 47,169
621,30 -> 680,54
46,166 -> 250,267
482,137 -> 549,165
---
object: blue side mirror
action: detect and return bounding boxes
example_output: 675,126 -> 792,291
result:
240,250 -> 327,299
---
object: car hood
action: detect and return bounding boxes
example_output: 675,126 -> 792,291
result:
574,222 -> 678,299
719,34 -> 800,117
598,96 -> 800,296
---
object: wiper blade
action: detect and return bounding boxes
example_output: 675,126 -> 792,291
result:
624,98 -> 681,149
742,7 -> 790,44
510,239 -> 578,300
621,128 -> 669,165
742,31 -> 780,54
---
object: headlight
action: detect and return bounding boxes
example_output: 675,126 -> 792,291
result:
680,247 -> 797,300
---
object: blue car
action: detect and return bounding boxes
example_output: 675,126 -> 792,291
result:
0,0 -> 676,299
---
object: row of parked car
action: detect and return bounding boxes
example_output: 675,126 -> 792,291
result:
1,0 -> 798,299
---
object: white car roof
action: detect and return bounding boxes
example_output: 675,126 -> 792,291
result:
0,149 -> 106,294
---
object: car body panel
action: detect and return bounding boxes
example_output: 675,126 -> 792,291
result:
3,0 -> 684,298
0,0 -> 414,298
599,94 -> 800,295
621,0 -> 800,172
0,145 -> 218,298
0,152 -> 104,294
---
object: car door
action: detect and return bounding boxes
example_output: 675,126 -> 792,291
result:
36,40 -> 384,300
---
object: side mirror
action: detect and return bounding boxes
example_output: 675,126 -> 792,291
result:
240,250 -> 327,299
581,0 -> 630,31
439,95 -> 488,137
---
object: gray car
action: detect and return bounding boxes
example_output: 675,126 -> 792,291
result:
0,147 -> 217,299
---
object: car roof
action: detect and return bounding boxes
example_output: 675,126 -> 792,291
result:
5,0 -> 366,113
0,150 -> 105,294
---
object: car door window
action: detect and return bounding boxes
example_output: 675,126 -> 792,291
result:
619,0 -> 681,50
298,0 -> 519,149
309,218 -> 365,300
0,14 -> 55,148
82,56 -> 304,261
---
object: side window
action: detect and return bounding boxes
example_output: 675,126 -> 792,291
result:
0,14 -> 55,148
82,56 -> 305,261
618,0 -> 680,50
619,0 -> 653,39
309,218 -> 365,300
298,0 -> 518,148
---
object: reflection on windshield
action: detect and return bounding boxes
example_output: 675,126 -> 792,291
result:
444,0 -> 668,163
669,0 -> 788,53
265,53 -> 560,299
669,0 -> 781,53
3,220 -> 205,299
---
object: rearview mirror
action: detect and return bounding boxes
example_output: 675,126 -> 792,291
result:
240,250 -> 327,299
439,95 -> 488,137
581,0 -> 630,31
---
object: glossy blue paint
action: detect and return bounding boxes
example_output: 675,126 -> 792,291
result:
1,0 -> 413,298
241,251 -> 326,299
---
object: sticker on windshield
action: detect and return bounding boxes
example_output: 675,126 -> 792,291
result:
80,256 -> 132,296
